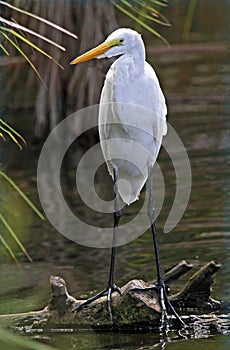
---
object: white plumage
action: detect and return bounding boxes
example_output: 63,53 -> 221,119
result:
71,27 -> 167,204
70,28 -> 185,329
98,28 -> 167,204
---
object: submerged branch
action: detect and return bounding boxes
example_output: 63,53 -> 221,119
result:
1,261 -> 228,333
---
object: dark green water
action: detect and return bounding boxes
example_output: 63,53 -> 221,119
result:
0,1 -> 230,349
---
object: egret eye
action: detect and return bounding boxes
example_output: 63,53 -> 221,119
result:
110,38 -> 124,47
113,38 -> 124,46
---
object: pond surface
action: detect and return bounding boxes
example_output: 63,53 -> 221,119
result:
0,1 -> 230,349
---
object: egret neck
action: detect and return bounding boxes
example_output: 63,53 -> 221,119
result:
120,35 -> 145,78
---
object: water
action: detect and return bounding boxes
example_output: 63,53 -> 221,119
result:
0,1 -> 230,349
24,332 -> 230,350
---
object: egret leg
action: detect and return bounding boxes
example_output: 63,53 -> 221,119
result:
72,167 -> 122,319
147,165 -> 186,331
106,166 -> 122,317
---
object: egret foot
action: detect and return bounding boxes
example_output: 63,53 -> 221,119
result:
72,283 -> 122,320
154,282 -> 186,332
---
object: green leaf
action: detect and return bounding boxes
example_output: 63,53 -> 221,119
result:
183,0 -> 198,40
0,232 -> 20,266
0,1 -> 78,83
0,15 -> 67,52
0,26 -> 64,70
0,125 -> 23,150
1,31 -> 47,87
0,214 -> 33,263
113,1 -> 169,46
124,0 -> 171,26
148,0 -> 168,7
0,1 -> 77,39
0,119 -> 26,150
0,42 -> 9,55
0,171 -> 44,221
0,119 -> 26,146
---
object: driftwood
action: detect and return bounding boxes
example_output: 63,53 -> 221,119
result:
0,261 -> 229,333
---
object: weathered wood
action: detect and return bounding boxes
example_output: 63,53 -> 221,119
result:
171,261 -> 222,310
158,259 -> 193,286
0,261 -> 227,331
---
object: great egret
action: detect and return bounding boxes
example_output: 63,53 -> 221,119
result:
70,28 -> 184,329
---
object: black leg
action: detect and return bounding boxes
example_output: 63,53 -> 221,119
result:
72,167 -> 122,319
106,167 -> 122,318
147,165 -> 186,331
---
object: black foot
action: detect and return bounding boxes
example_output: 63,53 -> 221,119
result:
72,284 -> 122,320
155,282 -> 186,332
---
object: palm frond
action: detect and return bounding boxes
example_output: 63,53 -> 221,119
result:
0,133 -> 44,263
0,171 -> 44,220
0,1 -> 77,39
112,0 -> 169,46
0,41 -> 9,55
148,0 -> 168,7
0,1 -> 77,83
0,119 -> 26,149
0,26 -> 64,69
1,31 -> 46,86
0,16 -> 66,52
0,232 -> 20,266
124,0 -> 171,27
183,0 -> 198,40
0,214 -> 33,262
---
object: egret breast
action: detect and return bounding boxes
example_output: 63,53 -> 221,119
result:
98,57 -> 167,204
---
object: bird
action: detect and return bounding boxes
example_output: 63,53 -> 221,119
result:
70,28 -> 185,330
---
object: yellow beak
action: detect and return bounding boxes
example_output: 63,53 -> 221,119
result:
70,41 -> 111,65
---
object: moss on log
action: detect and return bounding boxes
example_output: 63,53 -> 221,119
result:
0,261 -> 228,332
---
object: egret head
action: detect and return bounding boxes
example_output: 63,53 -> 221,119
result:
70,28 -> 144,65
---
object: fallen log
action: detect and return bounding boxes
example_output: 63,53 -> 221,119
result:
0,260 -> 228,332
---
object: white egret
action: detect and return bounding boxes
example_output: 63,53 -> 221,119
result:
70,28 -> 184,329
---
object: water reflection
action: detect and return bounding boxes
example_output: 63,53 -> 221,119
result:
24,331 -> 230,350
35,331 -> 167,350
